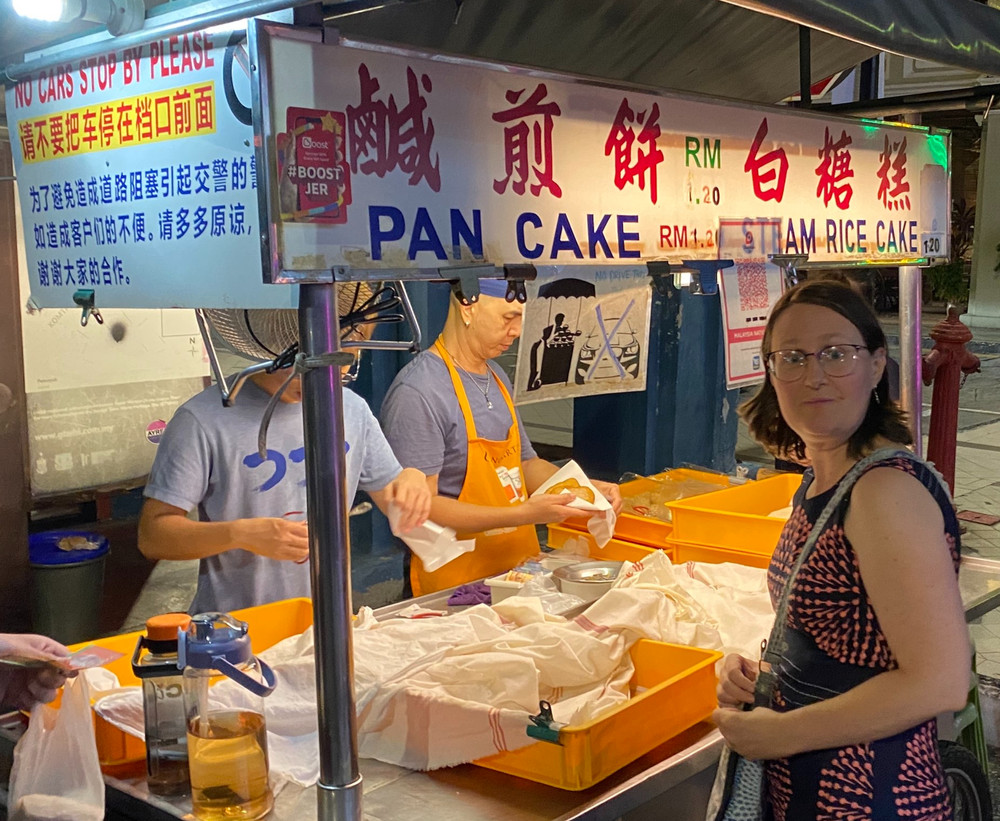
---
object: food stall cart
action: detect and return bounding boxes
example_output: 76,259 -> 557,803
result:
1,14 -> 974,821
3,562 -> 1000,821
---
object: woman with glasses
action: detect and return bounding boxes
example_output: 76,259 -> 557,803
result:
713,279 -> 968,820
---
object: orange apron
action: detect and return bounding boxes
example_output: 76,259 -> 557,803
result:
409,341 -> 540,596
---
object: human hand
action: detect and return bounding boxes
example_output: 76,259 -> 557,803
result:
0,633 -> 72,711
386,468 -> 432,534
712,706 -> 793,760
716,653 -> 758,709
233,517 -> 310,563
592,480 -> 623,515
518,492 -> 589,525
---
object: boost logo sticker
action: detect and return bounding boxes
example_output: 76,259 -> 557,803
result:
277,106 -> 352,224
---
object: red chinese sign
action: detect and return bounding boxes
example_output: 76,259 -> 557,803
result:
346,63 -> 441,192
604,98 -> 663,205
492,83 -> 562,198
815,127 -> 854,210
876,135 -> 911,211
744,118 -> 788,203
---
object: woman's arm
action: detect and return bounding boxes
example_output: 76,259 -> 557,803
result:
716,467 -> 969,760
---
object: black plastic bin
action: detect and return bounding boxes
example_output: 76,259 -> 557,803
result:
29,530 -> 110,645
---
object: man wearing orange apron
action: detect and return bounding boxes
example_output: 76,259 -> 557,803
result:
381,279 -> 622,596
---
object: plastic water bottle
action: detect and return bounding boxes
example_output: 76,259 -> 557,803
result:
131,612 -> 192,796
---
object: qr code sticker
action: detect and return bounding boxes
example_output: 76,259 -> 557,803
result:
736,260 -> 769,311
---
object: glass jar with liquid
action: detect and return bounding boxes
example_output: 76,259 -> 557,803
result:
178,613 -> 277,821
131,612 -> 192,796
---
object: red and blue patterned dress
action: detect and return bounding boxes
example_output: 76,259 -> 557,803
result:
765,455 -> 960,820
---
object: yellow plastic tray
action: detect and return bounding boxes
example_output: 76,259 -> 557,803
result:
664,473 -> 800,554
557,468 -> 732,549
545,523 -> 660,564
474,640 -> 721,790
68,597 -> 314,775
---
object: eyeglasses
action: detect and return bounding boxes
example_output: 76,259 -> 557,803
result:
765,344 -> 870,382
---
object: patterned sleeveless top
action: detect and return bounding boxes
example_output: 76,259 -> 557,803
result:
765,455 -> 960,821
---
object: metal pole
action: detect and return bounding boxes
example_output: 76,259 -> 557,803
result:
898,266 -> 923,457
798,25 -> 811,107
298,283 -> 363,821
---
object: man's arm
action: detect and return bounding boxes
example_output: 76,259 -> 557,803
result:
138,498 -> 309,562
523,457 -> 623,514
367,467 -> 433,534
522,456 -> 559,494
422,472 -> 584,532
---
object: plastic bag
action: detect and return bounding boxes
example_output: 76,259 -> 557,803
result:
8,674 -> 104,821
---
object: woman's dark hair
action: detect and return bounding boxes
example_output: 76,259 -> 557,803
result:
739,279 -> 912,460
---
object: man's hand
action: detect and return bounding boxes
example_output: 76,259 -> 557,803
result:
0,633 -> 72,712
592,480 -> 623,515
516,492 -> 590,525
231,517 -> 310,562
383,468 -> 432,534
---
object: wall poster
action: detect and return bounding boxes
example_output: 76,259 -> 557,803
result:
513,266 -> 651,404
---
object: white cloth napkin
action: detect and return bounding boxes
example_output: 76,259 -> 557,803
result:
387,503 -> 476,572
532,460 -> 617,547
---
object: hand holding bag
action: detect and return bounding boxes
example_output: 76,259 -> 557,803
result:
8,673 -> 104,821
706,448 -> 917,821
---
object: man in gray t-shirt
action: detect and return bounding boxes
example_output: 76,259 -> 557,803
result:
381,352 -> 537,499
140,371 -> 430,613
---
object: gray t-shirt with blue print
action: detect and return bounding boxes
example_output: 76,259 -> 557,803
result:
380,350 -> 537,499
144,380 -> 401,613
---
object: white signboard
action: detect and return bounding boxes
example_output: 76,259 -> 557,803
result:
252,24 -> 951,282
6,28 -> 296,309
718,218 -> 786,389
513,266 -> 651,405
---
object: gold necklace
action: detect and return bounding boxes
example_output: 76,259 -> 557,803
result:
440,342 -> 494,410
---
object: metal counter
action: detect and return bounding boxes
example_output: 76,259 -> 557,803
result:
959,556 -> 1000,623
5,555 -> 1000,821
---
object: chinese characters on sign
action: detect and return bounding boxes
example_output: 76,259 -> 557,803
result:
346,63 -> 441,192
255,33 -> 949,279
18,82 -> 215,163
877,135 -> 911,211
744,118 -> 788,203
7,31 -> 271,308
605,98 -> 663,204
492,83 -> 563,198
25,155 -> 255,290
815,127 -> 853,210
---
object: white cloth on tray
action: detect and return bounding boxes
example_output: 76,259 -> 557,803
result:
94,554 -> 774,790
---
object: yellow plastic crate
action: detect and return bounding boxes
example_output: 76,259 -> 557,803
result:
545,523 -> 662,564
557,468 -> 732,549
664,473 -> 800,555
68,597 -> 314,775
668,539 -> 773,569
475,640 -> 721,790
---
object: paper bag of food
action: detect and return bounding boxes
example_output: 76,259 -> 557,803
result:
387,503 -> 476,573
532,460 -> 617,547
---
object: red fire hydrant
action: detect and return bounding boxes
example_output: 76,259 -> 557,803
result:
921,306 -> 980,493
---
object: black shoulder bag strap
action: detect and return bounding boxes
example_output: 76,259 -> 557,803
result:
753,447 -> 934,708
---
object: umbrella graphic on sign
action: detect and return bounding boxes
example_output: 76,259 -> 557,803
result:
527,278 -> 595,391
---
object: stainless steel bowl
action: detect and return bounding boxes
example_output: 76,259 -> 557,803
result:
551,561 -> 624,601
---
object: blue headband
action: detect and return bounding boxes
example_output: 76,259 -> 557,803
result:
477,278 -> 510,299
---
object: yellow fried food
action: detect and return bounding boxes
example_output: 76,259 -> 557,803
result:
547,478 -> 596,503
